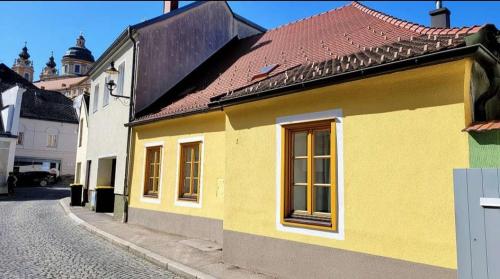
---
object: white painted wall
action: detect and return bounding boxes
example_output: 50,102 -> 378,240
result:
75,97 -> 89,185
16,118 -> 78,175
86,40 -> 133,195
1,85 -> 24,135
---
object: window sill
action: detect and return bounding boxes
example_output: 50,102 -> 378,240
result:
178,197 -> 198,202
283,217 -> 334,232
143,194 -> 158,199
140,195 -> 160,204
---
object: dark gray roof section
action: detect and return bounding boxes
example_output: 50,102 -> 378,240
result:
0,63 -> 78,124
20,89 -> 78,124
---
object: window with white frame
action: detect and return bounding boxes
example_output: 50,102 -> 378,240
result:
93,84 -> 99,113
276,109 -> 344,239
47,134 -> 58,148
103,77 -> 109,107
116,62 -> 125,96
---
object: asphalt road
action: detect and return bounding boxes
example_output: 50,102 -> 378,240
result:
0,186 -> 184,279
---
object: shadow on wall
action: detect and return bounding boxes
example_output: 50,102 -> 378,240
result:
135,111 -> 225,140
225,60 -> 466,131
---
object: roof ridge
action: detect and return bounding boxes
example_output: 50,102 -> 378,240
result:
264,1 -> 352,33
352,1 -> 482,35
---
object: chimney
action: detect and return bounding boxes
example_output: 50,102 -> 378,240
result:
163,1 -> 179,14
429,0 -> 451,28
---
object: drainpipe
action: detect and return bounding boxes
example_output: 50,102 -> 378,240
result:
122,26 -> 137,223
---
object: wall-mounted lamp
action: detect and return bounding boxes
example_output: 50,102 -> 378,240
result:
105,61 -> 129,99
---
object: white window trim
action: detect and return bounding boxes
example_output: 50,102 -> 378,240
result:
174,136 -> 204,208
275,109 -> 344,240
140,141 -> 164,204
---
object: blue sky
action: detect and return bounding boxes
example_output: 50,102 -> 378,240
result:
1,1 -> 500,79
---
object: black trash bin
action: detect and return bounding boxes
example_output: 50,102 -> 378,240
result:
95,186 -> 114,213
70,184 -> 83,206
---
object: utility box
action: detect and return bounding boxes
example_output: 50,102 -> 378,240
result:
95,186 -> 114,213
70,184 -> 83,206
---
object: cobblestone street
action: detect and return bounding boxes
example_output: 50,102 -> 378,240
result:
0,186 -> 184,279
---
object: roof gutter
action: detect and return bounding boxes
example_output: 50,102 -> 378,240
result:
212,44 -> 498,108
125,107 -> 219,127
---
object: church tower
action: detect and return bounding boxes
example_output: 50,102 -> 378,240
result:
39,52 -> 58,81
61,33 -> 95,76
12,42 -> 34,82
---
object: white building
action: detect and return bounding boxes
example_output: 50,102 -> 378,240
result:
78,32 -> 133,220
0,63 -> 78,191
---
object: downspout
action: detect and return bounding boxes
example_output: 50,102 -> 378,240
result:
122,26 -> 137,223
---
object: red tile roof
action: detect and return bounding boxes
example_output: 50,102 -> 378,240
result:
464,120 -> 500,132
135,1 -> 482,123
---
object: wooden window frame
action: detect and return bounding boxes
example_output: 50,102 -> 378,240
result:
281,119 -> 337,231
178,142 -> 202,202
143,146 -> 162,198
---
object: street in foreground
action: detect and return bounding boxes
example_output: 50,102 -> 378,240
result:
0,186 -> 183,279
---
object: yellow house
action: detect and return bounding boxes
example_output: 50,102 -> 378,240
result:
126,2 -> 500,278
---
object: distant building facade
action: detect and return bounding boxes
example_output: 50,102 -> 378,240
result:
0,64 -> 79,189
32,34 -> 95,99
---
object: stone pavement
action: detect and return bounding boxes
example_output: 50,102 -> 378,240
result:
0,186 -> 183,279
61,197 -> 275,279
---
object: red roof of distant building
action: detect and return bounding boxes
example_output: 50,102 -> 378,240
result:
464,120 -> 500,132
135,1 -> 482,123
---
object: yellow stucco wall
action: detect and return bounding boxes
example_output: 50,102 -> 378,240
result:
223,59 -> 471,269
129,111 -> 225,220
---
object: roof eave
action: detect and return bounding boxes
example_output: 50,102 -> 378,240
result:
126,107 -> 220,127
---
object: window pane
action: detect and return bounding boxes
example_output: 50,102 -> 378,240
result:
293,185 -> 307,211
314,158 -> 330,184
147,178 -> 154,192
193,178 -> 198,194
293,158 -> 307,184
153,178 -> 158,192
193,162 -> 199,178
183,178 -> 190,194
314,130 -> 330,156
184,163 -> 191,178
194,145 -> 200,161
314,186 -> 331,213
293,132 -> 307,157
184,148 -> 192,163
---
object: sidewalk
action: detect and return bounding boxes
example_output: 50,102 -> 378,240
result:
59,198 -> 274,279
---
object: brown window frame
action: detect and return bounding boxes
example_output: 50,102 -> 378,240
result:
143,146 -> 162,198
281,119 -> 337,231
178,142 -> 202,202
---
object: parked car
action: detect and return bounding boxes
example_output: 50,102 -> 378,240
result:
15,171 -> 57,187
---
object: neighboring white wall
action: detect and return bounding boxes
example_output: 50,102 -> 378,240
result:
0,138 -> 16,194
1,86 -> 24,134
87,40 -> 133,195
16,118 -> 78,175
75,99 -> 88,185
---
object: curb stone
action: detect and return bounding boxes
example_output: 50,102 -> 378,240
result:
58,198 -> 217,279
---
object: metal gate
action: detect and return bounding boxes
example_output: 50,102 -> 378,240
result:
454,169 -> 500,279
